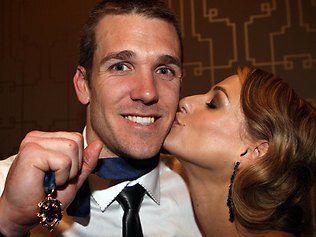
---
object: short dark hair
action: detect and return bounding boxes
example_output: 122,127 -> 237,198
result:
79,0 -> 183,81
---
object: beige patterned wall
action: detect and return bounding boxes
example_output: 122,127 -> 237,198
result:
0,0 -> 315,235
1,0 -> 315,156
170,0 -> 316,101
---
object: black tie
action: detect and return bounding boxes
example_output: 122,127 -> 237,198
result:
116,184 -> 146,237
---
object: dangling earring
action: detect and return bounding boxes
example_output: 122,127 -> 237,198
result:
227,161 -> 240,222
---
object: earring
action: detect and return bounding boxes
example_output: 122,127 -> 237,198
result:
227,161 -> 240,222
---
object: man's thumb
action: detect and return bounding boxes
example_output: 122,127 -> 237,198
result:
79,140 -> 103,181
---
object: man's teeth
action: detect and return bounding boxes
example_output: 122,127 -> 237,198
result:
125,116 -> 155,125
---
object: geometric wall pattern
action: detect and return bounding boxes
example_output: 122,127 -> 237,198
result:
1,0 -> 315,155
0,0 -> 315,234
169,0 -> 316,102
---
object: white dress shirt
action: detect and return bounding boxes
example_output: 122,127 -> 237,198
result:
0,154 -> 201,237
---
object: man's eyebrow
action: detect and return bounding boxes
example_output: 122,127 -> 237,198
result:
158,55 -> 182,68
99,51 -> 182,69
213,85 -> 230,102
100,50 -> 135,65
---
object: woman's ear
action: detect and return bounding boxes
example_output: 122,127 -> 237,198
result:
73,66 -> 90,105
239,141 -> 269,167
251,141 -> 269,159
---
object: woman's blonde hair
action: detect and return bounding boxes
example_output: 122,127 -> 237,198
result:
232,66 -> 316,234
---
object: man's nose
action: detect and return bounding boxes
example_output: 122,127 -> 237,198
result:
130,71 -> 159,104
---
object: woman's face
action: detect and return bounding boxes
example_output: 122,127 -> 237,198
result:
164,75 -> 247,170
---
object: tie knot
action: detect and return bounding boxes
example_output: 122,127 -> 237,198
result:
116,184 -> 146,211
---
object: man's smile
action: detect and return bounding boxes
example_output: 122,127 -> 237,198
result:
124,116 -> 156,125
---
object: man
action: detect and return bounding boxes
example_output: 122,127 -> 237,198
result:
0,0 -> 201,236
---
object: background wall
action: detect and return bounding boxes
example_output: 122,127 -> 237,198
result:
172,0 -> 316,101
0,0 -> 315,234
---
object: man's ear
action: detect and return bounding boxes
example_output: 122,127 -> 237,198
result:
73,66 -> 90,105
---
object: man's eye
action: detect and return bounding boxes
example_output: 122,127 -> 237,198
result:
156,66 -> 181,81
158,67 -> 173,74
111,63 -> 128,71
156,67 -> 174,81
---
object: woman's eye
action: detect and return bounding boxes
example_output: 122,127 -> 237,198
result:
206,99 -> 218,109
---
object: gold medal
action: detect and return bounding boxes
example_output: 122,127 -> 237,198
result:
37,172 -> 63,232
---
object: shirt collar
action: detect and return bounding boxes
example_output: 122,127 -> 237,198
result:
89,162 -> 160,212
83,127 -> 88,148
82,127 -> 160,212
83,126 -> 160,212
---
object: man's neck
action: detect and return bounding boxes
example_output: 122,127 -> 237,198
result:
88,173 -> 122,191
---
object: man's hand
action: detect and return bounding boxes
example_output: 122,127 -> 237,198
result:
0,131 -> 102,236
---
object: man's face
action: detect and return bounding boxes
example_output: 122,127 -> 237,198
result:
81,14 -> 181,159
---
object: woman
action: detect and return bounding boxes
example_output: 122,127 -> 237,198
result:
163,66 -> 316,237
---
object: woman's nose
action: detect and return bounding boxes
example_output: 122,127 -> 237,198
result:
179,95 -> 200,113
